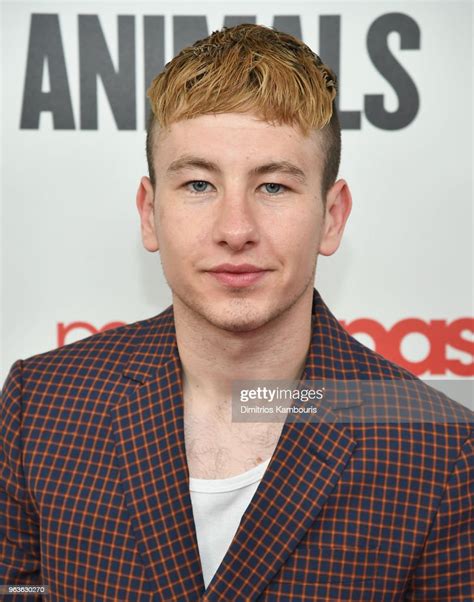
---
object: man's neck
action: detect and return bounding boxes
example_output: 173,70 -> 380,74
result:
173,289 -> 314,411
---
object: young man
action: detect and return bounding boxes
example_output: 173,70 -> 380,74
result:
1,24 -> 472,601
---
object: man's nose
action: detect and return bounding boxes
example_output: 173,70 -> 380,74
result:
211,192 -> 260,250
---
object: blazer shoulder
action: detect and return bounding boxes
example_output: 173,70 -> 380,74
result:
18,305 -> 174,383
346,329 -> 473,429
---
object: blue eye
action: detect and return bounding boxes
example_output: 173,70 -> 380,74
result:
184,181 -> 287,195
187,180 -> 210,193
263,183 -> 285,194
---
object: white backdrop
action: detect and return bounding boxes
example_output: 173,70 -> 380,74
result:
1,0 -> 473,407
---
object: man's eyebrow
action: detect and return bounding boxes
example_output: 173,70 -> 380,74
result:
251,161 -> 307,184
166,155 -> 221,175
166,155 -> 307,183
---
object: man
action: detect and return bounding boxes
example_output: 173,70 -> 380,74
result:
1,23 -> 472,602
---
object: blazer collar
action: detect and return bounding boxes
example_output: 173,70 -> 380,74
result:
123,288 -> 361,385
110,288 -> 362,601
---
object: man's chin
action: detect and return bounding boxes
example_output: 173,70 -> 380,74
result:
199,302 -> 274,334
174,292 -> 279,333
205,313 -> 270,333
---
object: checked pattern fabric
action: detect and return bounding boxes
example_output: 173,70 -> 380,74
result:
1,288 -> 473,601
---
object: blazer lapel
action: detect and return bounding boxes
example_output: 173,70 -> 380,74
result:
109,309 -> 206,600
202,289 -> 362,601
202,410 -> 357,601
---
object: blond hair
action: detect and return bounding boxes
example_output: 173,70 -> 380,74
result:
146,24 -> 340,199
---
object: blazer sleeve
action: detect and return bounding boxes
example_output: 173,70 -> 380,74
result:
0,360 -> 43,600
405,430 -> 474,601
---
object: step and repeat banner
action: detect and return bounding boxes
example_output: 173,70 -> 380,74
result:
1,1 -> 472,406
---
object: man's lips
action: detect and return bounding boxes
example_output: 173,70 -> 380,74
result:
206,264 -> 271,287
207,263 -> 267,273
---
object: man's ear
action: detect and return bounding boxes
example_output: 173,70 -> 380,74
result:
136,176 -> 159,252
319,178 -> 352,256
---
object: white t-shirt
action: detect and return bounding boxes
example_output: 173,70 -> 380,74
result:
189,457 -> 271,589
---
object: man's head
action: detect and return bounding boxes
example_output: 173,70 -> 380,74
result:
146,24 -> 340,203
137,24 -> 351,334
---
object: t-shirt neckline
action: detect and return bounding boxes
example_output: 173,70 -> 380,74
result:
189,456 -> 272,493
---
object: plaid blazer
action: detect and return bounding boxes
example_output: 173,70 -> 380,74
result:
1,288 -> 473,601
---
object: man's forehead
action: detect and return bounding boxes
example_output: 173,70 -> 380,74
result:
154,113 -> 322,138
152,114 -> 324,170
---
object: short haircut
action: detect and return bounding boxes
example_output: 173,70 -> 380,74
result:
146,23 -> 340,202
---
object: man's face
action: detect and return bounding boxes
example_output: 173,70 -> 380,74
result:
137,112 -> 350,332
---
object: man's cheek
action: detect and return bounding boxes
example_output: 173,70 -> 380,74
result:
168,247 -> 193,272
